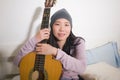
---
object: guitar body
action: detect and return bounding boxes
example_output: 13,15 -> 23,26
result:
19,52 -> 62,80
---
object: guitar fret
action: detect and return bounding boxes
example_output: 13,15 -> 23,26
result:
34,67 -> 44,71
35,62 -> 45,65
35,64 -> 44,67
35,63 -> 44,66
36,64 -> 44,67
43,17 -> 49,20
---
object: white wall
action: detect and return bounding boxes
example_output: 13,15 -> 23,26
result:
0,0 -> 120,77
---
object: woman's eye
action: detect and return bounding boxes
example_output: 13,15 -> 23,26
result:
55,23 -> 60,25
65,24 -> 70,26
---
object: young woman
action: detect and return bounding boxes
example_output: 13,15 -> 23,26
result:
14,8 -> 86,80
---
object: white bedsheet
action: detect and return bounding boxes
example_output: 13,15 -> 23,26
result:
81,62 -> 120,80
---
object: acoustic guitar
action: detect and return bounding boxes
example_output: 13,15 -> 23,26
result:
19,0 -> 62,80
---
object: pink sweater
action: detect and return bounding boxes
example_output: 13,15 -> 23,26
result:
14,37 -> 86,79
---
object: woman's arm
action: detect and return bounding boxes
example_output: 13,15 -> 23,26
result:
13,28 -> 50,66
56,39 -> 86,74
13,37 -> 37,66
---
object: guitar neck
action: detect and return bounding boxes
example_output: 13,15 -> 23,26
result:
34,7 -> 51,71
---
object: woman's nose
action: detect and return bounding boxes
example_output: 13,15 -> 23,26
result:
59,25 -> 64,31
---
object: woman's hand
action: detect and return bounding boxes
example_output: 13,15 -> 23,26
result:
35,28 -> 50,42
35,43 -> 58,57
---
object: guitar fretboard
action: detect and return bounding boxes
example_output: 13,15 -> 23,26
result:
41,8 -> 51,29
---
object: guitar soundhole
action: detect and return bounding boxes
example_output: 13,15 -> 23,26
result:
30,69 -> 48,80
31,70 -> 39,80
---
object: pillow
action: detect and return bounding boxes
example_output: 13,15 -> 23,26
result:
81,62 -> 120,80
86,42 -> 120,67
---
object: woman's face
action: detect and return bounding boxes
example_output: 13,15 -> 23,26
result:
52,18 -> 71,42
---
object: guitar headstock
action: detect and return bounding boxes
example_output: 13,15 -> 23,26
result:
45,0 -> 56,8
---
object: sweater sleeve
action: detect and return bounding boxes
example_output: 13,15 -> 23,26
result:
56,39 -> 86,74
13,37 -> 37,66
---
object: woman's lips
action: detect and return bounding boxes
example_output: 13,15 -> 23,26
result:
58,33 -> 65,37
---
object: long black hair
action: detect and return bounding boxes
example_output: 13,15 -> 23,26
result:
47,29 -> 84,55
